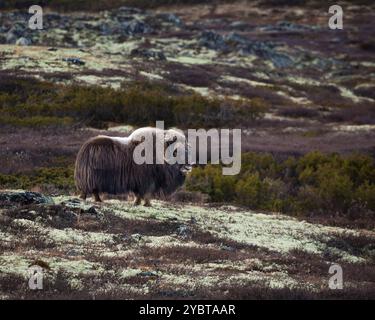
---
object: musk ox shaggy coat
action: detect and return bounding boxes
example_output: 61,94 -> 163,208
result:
74,127 -> 189,205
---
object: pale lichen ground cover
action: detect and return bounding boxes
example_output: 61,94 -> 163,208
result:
1,194 -> 374,299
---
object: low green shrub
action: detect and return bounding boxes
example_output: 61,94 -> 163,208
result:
2,151 -> 374,218
0,116 -> 74,127
0,166 -> 75,194
186,151 -> 375,218
0,76 -> 266,129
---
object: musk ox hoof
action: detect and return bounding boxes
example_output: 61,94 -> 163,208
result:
93,192 -> 102,202
80,193 -> 87,201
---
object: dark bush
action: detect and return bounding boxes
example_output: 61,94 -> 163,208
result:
0,76 -> 266,129
0,166 -> 75,193
278,106 -> 319,119
326,104 -> 375,124
186,151 -> 375,218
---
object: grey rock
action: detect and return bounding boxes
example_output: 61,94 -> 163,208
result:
63,57 -> 86,66
199,31 -> 227,50
45,12 -> 63,20
0,191 -> 54,206
261,21 -> 316,33
176,224 -> 191,238
61,198 -> 82,209
114,234 -> 128,243
220,244 -> 235,252
0,34 -> 6,44
130,48 -> 166,60
85,206 -> 98,215
6,24 -> 25,44
268,53 -> 294,68
123,19 -> 151,36
54,210 -> 78,227
67,249 -> 81,256
6,32 -> 18,44
224,32 -> 253,45
138,271 -> 158,277
99,22 -> 113,36
199,31 -> 294,68
131,233 -> 142,241
16,37 -> 32,46
230,21 -> 250,30
157,13 -> 182,26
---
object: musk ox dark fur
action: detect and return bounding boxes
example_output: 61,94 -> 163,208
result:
74,127 -> 190,206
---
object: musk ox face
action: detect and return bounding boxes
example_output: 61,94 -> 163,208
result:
74,127 -> 191,205
129,127 -> 192,175
164,129 -> 193,175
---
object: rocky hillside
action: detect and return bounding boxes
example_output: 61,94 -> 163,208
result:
1,2 -> 375,155
1,3 -> 374,108
1,1 -> 375,300
1,191 -> 374,299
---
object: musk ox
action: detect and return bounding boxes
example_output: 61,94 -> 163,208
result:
74,127 -> 191,206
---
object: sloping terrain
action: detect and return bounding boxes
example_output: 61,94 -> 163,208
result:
1,191 -> 374,299
1,2 -> 375,156
1,1 -> 375,300
1,3 -> 374,104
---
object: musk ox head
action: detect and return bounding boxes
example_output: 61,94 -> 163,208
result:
129,126 -> 192,175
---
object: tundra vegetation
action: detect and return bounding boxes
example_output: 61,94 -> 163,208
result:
1,149 -> 374,228
1,0 -> 375,299
1,0 -> 374,11
0,191 -> 374,299
0,76 -> 267,129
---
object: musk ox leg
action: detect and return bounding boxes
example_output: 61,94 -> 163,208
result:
80,193 -> 87,201
93,191 -> 102,202
143,195 -> 152,207
134,196 -> 142,206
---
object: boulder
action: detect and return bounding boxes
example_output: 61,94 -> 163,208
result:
0,191 -> 54,207
261,21 -> 316,33
16,37 -> 32,46
5,25 -> 25,44
123,19 -> 151,36
199,31 -> 294,68
156,13 -> 182,26
199,31 -> 227,50
130,48 -> 166,60
63,57 -> 86,66
176,224 -> 191,239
